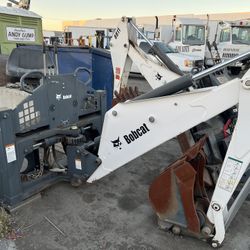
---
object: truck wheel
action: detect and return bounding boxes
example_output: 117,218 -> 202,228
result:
0,55 -> 9,86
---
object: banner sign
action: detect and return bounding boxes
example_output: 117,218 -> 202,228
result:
6,27 -> 36,42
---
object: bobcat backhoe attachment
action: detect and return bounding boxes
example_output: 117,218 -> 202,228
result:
86,17 -> 250,248
88,45 -> 250,247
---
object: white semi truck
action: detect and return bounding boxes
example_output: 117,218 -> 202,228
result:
164,16 -> 250,74
206,19 -> 250,74
168,17 -> 207,59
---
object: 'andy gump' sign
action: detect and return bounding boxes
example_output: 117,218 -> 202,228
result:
6,27 -> 36,42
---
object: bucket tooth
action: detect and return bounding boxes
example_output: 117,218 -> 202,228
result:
112,86 -> 140,106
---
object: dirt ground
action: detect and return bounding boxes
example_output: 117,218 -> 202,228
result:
0,76 -> 249,250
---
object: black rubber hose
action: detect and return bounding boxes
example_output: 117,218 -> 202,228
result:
150,44 -> 184,76
135,74 -> 193,100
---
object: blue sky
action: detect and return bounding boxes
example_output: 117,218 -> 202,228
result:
1,0 -> 249,29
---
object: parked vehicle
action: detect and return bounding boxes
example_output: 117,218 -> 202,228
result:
206,19 -> 250,74
168,17 -> 207,59
131,40 -> 204,74
166,16 -> 250,74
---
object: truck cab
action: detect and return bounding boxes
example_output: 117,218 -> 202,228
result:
215,20 -> 250,74
168,17 -> 207,60
131,39 -> 204,74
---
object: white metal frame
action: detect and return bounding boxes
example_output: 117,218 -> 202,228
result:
88,16 -> 250,247
110,17 -> 180,93
88,65 -> 250,245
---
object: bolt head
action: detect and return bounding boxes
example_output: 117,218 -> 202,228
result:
212,203 -> 221,211
245,80 -> 250,86
112,110 -> 118,117
211,241 -> 220,248
172,225 -> 181,235
95,158 -> 102,166
149,116 -> 155,123
201,226 -> 212,236
50,105 -> 55,111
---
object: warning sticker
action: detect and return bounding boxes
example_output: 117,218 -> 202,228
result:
5,144 -> 17,163
75,159 -> 82,170
218,157 -> 242,193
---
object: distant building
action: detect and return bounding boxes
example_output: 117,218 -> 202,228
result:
62,12 -> 250,30
63,26 -> 114,48
61,12 -> 250,48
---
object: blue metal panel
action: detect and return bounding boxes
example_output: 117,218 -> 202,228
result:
10,45 -> 114,108
92,49 -> 114,109
53,47 -> 113,108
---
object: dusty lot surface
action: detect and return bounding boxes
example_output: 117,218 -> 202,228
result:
1,76 -> 249,250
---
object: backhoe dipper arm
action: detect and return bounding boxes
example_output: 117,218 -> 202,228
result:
87,76 -> 240,183
110,17 -> 181,93
89,52 -> 250,182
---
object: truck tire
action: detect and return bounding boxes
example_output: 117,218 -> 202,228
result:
0,55 -> 9,86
